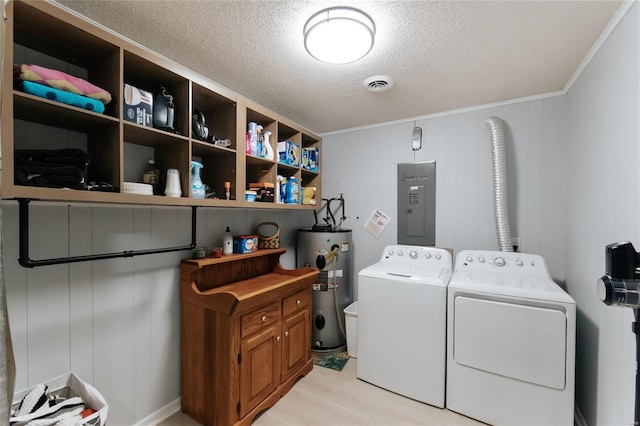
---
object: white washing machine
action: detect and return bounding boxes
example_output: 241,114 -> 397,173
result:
447,250 -> 576,426
357,245 -> 452,408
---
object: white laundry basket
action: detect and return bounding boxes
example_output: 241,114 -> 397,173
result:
344,301 -> 358,358
11,372 -> 108,425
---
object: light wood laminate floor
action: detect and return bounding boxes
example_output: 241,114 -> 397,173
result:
158,358 -> 484,425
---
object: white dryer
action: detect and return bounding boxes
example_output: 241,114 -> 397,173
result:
357,245 -> 452,408
447,250 -> 576,426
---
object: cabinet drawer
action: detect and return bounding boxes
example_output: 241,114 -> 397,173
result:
283,289 -> 310,318
241,302 -> 280,337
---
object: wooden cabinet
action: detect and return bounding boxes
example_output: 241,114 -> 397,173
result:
281,289 -> 312,379
180,249 -> 319,425
1,0 -> 321,208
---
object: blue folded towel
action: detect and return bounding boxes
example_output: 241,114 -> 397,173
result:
22,80 -> 105,114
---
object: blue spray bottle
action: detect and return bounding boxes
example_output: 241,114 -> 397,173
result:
190,161 -> 205,199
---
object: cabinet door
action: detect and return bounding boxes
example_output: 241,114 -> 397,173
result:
282,308 -> 311,382
239,323 -> 280,418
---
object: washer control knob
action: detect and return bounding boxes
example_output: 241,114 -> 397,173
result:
435,254 -> 441,260
478,256 -> 485,263
465,255 -> 473,262
398,250 -> 403,256
425,253 -> 432,259
410,251 -> 418,259
515,259 -> 524,267
494,257 -> 506,267
388,249 -> 394,257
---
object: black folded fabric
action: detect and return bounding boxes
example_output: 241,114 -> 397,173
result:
15,148 -> 91,190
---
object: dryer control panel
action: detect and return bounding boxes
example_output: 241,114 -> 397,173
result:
455,250 -> 550,278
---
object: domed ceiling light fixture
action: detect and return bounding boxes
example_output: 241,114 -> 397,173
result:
304,6 -> 376,64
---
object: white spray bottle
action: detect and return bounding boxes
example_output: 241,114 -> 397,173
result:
263,130 -> 274,160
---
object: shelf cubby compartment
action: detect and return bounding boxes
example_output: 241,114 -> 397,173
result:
123,124 -> 190,197
300,169 -> 320,205
13,93 -> 121,194
246,156 -> 276,192
246,108 -> 277,159
277,122 -> 300,145
300,133 -> 321,204
191,82 -> 237,150
123,50 -> 190,137
245,108 -> 277,201
191,140 -> 236,202
276,122 -> 302,173
12,1 -> 121,119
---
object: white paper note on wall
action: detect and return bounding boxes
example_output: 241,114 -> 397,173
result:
363,209 -> 391,238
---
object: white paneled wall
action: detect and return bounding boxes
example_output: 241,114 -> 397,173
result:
565,2 -> 639,425
322,95 -> 567,298
3,203 -> 310,425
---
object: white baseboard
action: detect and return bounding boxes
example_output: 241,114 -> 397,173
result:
133,397 -> 181,426
575,404 -> 589,426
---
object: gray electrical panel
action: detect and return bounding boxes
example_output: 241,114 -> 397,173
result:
397,161 -> 436,246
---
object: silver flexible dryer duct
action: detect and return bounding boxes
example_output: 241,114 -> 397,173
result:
486,116 -> 513,252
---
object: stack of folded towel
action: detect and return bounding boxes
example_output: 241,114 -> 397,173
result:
14,64 -> 112,113
14,149 -> 91,190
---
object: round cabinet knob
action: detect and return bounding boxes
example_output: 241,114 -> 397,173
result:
435,254 -> 441,260
515,259 -> 524,267
285,331 -> 289,337
410,251 -> 418,259
494,257 -> 506,267
425,253 -> 432,259
465,255 -> 473,262
478,256 -> 485,263
296,300 -> 301,306
261,315 -> 267,322
276,336 -> 280,341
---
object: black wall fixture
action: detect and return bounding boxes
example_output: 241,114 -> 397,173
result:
18,198 -> 197,268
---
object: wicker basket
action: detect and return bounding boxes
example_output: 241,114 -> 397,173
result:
257,222 -> 280,249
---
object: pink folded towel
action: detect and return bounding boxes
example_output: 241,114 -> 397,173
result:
18,64 -> 112,104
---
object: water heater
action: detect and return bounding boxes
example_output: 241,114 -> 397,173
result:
297,229 -> 353,350
397,161 -> 436,246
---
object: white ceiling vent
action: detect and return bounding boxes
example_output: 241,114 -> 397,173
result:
363,75 -> 394,92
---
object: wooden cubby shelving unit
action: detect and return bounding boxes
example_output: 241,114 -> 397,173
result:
1,0 -> 321,209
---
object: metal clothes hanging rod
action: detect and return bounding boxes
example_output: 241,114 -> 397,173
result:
18,198 -> 197,268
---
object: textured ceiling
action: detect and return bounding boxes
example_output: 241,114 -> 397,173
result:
56,0 -> 622,134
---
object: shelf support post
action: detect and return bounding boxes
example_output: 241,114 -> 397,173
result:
18,199 -> 31,267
